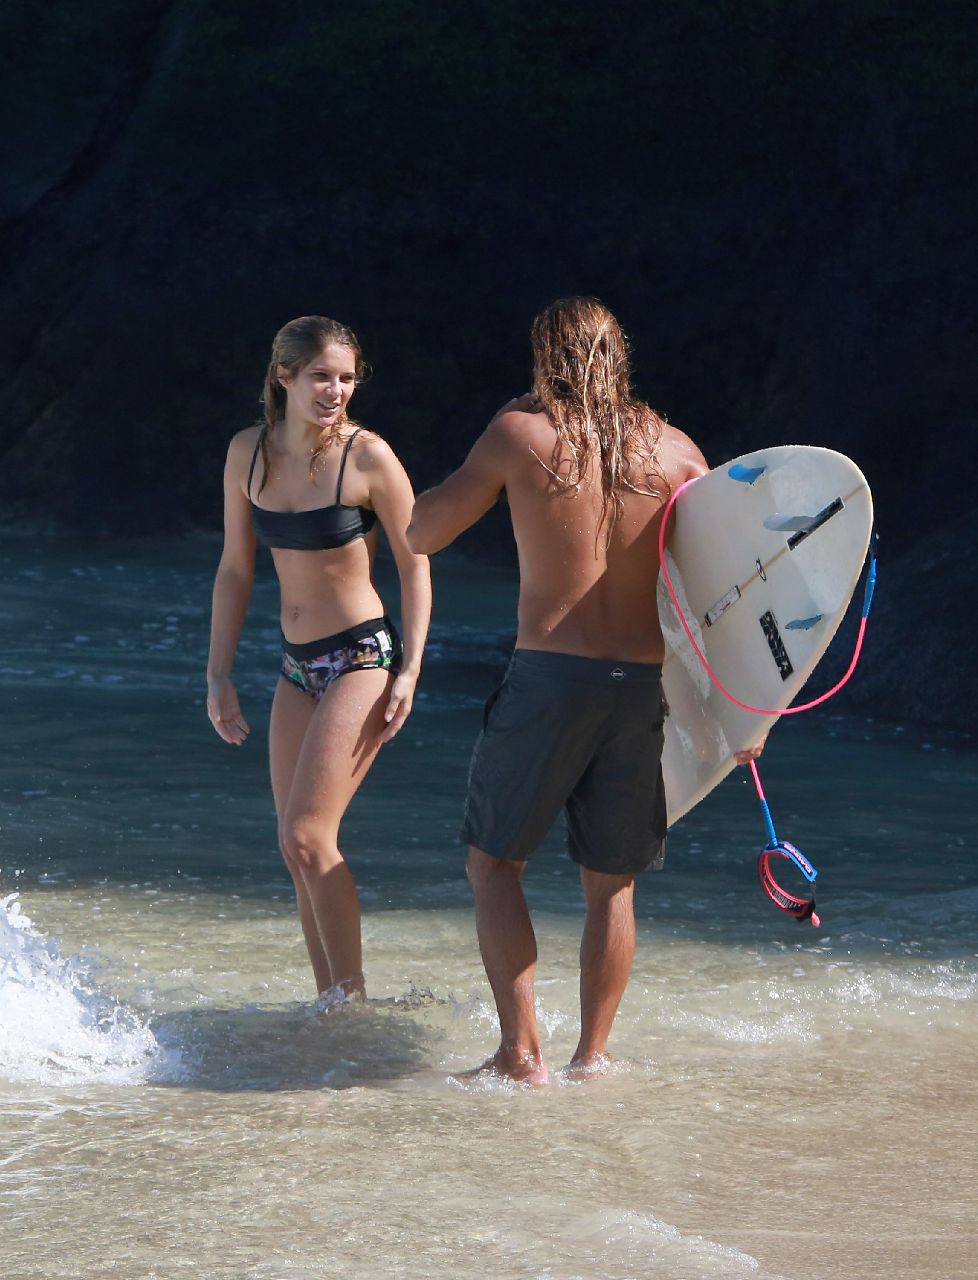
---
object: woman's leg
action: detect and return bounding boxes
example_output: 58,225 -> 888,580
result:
280,666 -> 393,999
269,678 -> 332,993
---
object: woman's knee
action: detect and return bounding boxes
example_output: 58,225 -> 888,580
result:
281,814 -> 341,876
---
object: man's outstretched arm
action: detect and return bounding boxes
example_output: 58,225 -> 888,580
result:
406,417 -> 512,555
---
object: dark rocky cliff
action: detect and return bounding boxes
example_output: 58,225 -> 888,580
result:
1,1 -> 974,726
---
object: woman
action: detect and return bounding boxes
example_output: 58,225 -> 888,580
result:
206,315 -> 431,1003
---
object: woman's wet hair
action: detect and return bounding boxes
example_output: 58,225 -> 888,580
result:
530,296 -> 668,532
255,316 -> 370,497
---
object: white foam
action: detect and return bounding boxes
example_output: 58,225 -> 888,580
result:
827,961 -> 978,1009
889,963 -> 977,1002
599,1208 -> 768,1274
662,1007 -> 817,1044
0,893 -> 176,1086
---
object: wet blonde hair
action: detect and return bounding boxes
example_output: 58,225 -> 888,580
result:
255,315 -> 369,497
530,297 -> 668,532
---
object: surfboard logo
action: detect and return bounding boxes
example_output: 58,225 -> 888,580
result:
704,585 -> 741,627
759,610 -> 794,680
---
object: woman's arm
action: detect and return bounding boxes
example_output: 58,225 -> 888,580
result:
206,431 -> 259,745
362,435 -> 432,742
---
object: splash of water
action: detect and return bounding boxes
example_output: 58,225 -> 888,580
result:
0,892 -> 174,1086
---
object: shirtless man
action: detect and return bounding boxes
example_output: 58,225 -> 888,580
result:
408,297 -> 748,1083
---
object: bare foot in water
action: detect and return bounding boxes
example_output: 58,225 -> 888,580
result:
451,1047 -> 550,1087
313,982 -> 367,1018
565,1052 -> 618,1081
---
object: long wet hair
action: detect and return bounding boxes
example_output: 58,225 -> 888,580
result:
530,297 -> 668,533
254,315 -> 370,498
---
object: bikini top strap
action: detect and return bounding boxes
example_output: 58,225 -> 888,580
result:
335,428 -> 363,504
247,432 -> 263,501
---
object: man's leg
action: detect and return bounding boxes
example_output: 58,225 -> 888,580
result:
455,847 -> 549,1084
570,868 -> 636,1073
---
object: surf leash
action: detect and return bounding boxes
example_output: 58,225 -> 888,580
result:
657,469 -> 878,925
749,760 -> 820,925
657,477 -> 878,718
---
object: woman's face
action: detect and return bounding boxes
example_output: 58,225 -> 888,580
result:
280,342 -> 358,430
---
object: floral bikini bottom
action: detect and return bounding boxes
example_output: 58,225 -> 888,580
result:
280,616 -> 402,700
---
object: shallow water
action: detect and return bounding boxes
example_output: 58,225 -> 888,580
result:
1,532 -> 975,1279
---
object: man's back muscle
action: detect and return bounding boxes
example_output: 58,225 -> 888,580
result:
492,409 -> 708,662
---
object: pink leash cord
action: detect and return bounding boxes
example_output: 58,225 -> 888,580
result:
657,466 -> 878,927
749,759 -> 821,926
656,477 -> 875,717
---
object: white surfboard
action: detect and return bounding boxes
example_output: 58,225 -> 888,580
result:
659,445 -> 873,825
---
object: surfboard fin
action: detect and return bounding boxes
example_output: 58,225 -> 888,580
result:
785,615 -> 823,631
728,463 -> 766,485
787,497 -> 845,549
763,514 -> 816,532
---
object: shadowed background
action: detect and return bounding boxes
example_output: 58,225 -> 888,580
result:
1,0 -> 975,725
2,16 -> 976,1275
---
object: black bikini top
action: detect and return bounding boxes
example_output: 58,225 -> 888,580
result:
248,428 -> 378,551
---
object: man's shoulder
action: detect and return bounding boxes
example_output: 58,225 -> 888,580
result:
481,407 -> 554,454
658,421 -> 709,482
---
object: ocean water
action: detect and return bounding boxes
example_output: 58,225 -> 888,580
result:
1,532 -> 975,1280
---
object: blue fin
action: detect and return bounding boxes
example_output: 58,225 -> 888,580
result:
729,463 -> 766,484
763,514 -> 815,532
785,615 -> 823,631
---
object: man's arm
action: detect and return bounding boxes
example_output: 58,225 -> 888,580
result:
406,416 -> 513,554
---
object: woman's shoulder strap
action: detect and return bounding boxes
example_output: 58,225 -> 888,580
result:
246,429 -> 264,501
335,427 -> 363,503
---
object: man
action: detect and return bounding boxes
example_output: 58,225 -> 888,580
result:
408,297 -> 751,1084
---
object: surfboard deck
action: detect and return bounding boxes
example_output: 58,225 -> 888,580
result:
659,445 -> 873,825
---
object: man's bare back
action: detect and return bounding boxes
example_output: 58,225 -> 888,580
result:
408,407 -> 707,662
492,408 -> 708,662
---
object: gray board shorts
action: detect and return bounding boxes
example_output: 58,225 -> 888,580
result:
461,649 -> 667,875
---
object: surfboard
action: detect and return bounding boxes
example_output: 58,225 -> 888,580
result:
658,445 -> 873,825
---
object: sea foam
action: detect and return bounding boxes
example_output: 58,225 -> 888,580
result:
0,893 -> 173,1086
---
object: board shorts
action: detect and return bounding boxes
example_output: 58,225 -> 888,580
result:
460,649 -> 667,875
280,616 -> 402,700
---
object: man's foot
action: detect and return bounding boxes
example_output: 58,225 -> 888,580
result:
450,1046 -> 550,1087
565,1051 -> 619,1081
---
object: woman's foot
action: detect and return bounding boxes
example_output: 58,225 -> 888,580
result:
314,976 -> 366,1015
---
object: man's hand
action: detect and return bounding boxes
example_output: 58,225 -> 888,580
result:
734,733 -> 768,765
495,392 -> 545,415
